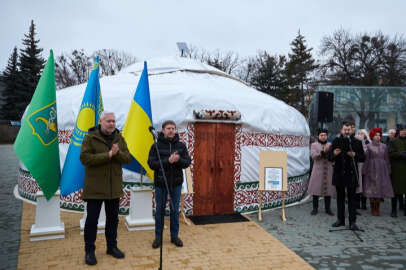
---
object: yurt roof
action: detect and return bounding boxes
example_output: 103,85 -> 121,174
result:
57,56 -> 309,136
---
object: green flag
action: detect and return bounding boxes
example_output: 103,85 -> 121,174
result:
14,50 -> 60,200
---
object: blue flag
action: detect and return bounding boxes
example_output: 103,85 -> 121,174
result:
60,58 -> 103,196
122,62 -> 154,179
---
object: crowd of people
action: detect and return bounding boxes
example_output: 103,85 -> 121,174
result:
308,121 -> 406,230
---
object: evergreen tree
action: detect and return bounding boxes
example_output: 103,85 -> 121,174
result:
0,47 -> 20,120
286,31 -> 318,115
17,20 -> 45,118
249,51 -> 288,101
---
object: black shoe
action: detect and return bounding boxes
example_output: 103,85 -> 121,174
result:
106,247 -> 125,259
310,209 -> 318,215
152,238 -> 161,249
332,220 -> 345,227
325,209 -> 334,216
85,251 -> 97,266
355,210 -> 361,216
349,223 -> 360,231
391,211 -> 397,218
171,237 -> 183,247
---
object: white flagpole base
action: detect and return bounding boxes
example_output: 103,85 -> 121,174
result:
125,186 -> 155,231
30,190 -> 65,241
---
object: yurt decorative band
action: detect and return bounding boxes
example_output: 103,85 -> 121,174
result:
17,123 -> 310,215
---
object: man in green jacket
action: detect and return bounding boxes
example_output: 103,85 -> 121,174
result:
80,112 -> 131,266
389,123 -> 406,217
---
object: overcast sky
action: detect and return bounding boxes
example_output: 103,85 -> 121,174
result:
1,0 -> 405,70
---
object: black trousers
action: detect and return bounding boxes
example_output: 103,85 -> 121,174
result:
84,198 -> 119,252
312,195 -> 331,211
336,185 -> 357,225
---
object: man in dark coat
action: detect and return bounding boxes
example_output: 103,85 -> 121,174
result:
389,124 -> 406,217
148,120 -> 191,249
80,112 -> 131,265
330,122 -> 365,230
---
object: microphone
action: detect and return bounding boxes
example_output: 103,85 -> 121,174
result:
149,126 -> 157,138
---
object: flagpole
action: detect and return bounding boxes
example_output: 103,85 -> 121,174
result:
140,168 -> 144,188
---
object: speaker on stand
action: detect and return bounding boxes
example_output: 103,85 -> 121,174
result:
313,91 -> 334,129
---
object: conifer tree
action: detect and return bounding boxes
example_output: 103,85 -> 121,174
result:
286,31 -> 318,115
17,20 -> 45,118
0,47 -> 20,120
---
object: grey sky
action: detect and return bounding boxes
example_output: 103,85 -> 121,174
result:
1,0 -> 405,70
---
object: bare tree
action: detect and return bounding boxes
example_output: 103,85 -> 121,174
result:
205,50 -> 240,75
70,49 -> 91,84
319,29 -> 406,128
55,54 -> 76,89
235,56 -> 257,83
55,49 -> 137,89
92,49 -> 136,76
319,28 -> 357,85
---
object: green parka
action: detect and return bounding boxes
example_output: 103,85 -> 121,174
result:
388,137 -> 406,194
80,126 -> 131,200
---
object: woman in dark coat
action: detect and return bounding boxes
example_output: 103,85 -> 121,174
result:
362,128 -> 394,216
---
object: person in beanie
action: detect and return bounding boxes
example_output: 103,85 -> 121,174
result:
362,128 -> 394,216
388,124 -> 406,217
307,128 -> 335,216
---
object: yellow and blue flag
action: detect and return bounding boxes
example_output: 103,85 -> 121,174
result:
122,61 -> 154,179
60,58 -> 103,196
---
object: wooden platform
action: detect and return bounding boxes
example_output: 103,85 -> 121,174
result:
17,202 -> 313,270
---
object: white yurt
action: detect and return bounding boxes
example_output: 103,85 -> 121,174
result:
16,56 -> 310,215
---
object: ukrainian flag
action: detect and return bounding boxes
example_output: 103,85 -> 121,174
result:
60,58 -> 104,196
122,61 -> 154,180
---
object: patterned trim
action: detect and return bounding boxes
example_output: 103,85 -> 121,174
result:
193,109 -> 241,120
241,132 -> 309,148
58,129 -> 72,144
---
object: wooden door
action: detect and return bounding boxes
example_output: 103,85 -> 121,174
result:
193,122 -> 235,216
214,123 -> 235,214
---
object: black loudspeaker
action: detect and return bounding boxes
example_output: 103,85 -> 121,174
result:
314,91 -> 334,123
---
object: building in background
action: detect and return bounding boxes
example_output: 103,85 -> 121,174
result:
309,86 -> 406,137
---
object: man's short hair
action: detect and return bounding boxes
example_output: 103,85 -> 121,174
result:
162,120 -> 176,129
100,111 -> 115,120
342,121 -> 352,127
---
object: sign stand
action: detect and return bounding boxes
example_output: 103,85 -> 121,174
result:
180,194 -> 190,225
181,168 -> 193,225
258,150 -> 288,222
258,190 -> 263,221
281,192 -> 287,222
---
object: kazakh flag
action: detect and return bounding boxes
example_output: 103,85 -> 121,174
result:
14,50 -> 60,200
60,58 -> 103,196
122,61 -> 154,180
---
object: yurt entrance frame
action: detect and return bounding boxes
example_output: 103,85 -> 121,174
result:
193,122 -> 235,216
